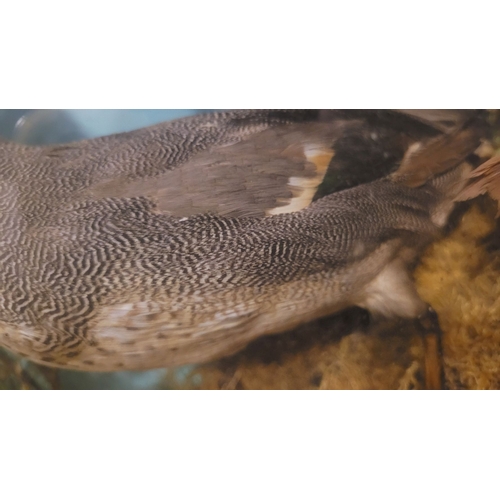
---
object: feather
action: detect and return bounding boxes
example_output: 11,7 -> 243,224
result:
455,156 -> 500,216
390,123 -> 483,188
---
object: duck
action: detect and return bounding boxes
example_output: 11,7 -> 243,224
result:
0,110 -> 490,384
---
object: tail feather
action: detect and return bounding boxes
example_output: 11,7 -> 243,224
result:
455,156 -> 500,216
390,125 -> 483,188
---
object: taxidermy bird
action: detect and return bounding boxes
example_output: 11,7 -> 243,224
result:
0,110 -> 489,386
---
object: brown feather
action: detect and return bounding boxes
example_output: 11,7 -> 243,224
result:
456,156 -> 500,216
390,126 -> 482,188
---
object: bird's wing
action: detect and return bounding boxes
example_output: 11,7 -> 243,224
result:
84,119 -> 346,218
39,109 -> 484,219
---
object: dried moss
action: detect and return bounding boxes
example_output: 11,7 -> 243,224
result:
163,312 -> 427,390
415,201 -> 500,389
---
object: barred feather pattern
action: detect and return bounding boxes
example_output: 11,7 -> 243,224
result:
0,110 -> 481,370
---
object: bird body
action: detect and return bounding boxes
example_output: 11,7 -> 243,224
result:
0,110 -> 485,371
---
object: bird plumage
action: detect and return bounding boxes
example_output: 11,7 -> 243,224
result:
0,110 -> 488,370
456,155 -> 500,215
